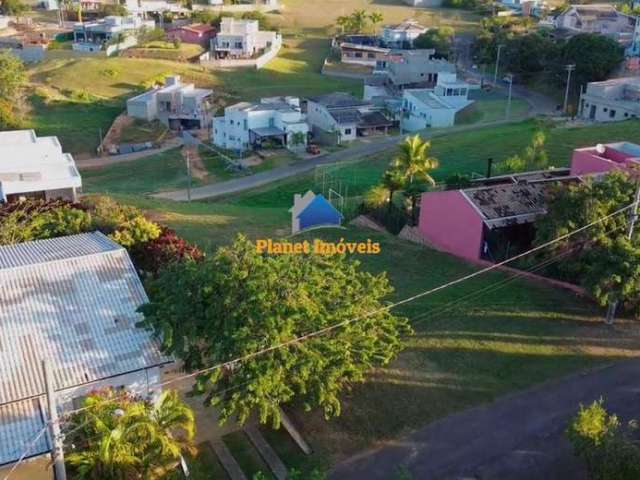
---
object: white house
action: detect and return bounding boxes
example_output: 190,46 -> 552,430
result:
213,97 -> 309,152
0,232 -> 172,471
381,20 -> 427,48
403,0 -> 443,6
383,49 -> 457,90
72,15 -> 154,45
401,73 -> 474,131
0,16 -> 11,29
127,75 -> 213,130
554,4 -> 637,40
306,92 -> 392,143
212,17 -> 280,59
0,130 -> 82,203
579,77 -> 640,122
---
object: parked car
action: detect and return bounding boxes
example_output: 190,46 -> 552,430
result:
306,144 -> 321,155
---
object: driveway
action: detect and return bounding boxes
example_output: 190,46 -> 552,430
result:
153,116 -> 533,202
330,360 -> 640,480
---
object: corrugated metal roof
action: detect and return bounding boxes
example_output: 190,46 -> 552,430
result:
0,232 -> 171,405
0,398 -> 49,466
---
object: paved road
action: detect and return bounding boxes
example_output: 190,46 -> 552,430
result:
153,116 -> 531,202
330,360 -> 640,480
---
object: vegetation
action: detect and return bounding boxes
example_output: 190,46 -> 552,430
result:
567,399 -> 640,479
535,172 -> 640,315
0,50 -> 27,128
65,389 -> 195,480
1,0 -> 27,16
414,27 -> 455,59
139,235 -> 411,427
336,10 -> 384,34
497,130 -> 548,173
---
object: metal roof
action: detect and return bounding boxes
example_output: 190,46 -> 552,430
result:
0,232 -> 171,406
0,399 -> 49,466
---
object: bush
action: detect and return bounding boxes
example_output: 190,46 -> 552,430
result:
567,399 -> 640,480
130,227 -> 204,277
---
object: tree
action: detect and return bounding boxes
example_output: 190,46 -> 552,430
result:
503,32 -> 559,77
382,167 -> 406,212
414,27 -> 455,59
567,399 -> 640,480
368,11 -> 383,35
139,235 -> 411,427
0,50 -> 26,102
534,172 -> 640,314
130,227 -> 204,277
560,34 -> 624,90
350,9 -> 368,33
392,135 -> 439,186
1,0 -> 27,16
497,130 -> 548,174
65,389 -> 196,480
403,181 -> 429,226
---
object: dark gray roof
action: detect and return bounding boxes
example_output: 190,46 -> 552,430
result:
250,126 -> 286,137
308,92 -> 369,109
358,111 -> 392,128
330,109 -> 360,124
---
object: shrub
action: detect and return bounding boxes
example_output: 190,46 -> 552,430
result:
130,227 -> 203,276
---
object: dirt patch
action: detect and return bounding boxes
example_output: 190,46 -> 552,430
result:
182,145 -> 208,180
102,114 -> 135,150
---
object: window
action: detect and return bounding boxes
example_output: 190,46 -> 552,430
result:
609,109 -> 616,118
244,119 -> 248,130
603,108 -> 608,112
624,112 -> 629,118
355,52 -> 363,58
344,128 -> 352,135
235,42 -> 243,49
367,53 -> 375,59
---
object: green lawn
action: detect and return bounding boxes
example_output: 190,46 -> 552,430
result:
82,149 -> 199,194
116,119 -> 169,145
457,90 -> 530,125
222,432 -> 272,479
162,443 -> 229,480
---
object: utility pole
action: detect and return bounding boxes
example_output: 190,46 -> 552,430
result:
493,44 -> 503,86
504,74 -> 513,120
43,360 -> 67,480
563,64 -> 576,115
605,182 -> 640,325
185,148 -> 192,202
486,157 -> 494,179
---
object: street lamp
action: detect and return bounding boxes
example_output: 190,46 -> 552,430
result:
504,74 -> 513,120
493,44 -> 504,86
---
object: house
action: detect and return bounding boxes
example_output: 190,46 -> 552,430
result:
124,0 -> 188,15
500,0 -> 546,16
72,15 -> 154,46
417,141 -> 640,262
306,93 -> 392,144
418,169 -> 578,262
570,141 -> 640,177
377,49 -> 457,92
166,23 -> 215,47
0,16 -> 11,30
380,20 -> 427,48
212,17 -> 280,59
401,73 -> 474,131
340,42 -> 391,67
0,130 -> 81,203
554,4 -> 636,41
212,97 -> 309,152
626,18 -> 640,58
0,232 -> 172,470
290,190 -> 343,234
578,77 -> 640,122
127,75 -> 213,130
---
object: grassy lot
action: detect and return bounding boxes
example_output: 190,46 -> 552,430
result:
116,119 -> 169,145
271,0 -> 482,34
163,443 -> 229,480
222,432 -> 272,479
457,90 -> 530,125
123,41 -> 206,62
81,149 -> 199,194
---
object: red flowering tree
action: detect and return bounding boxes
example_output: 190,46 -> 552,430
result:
131,227 -> 204,276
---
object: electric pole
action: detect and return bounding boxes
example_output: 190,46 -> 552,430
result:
493,44 -> 503,86
605,182 -> 640,325
43,360 -> 67,480
504,74 -> 513,120
186,149 -> 192,202
563,64 -> 576,115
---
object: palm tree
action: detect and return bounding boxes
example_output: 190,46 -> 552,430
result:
403,181 -> 429,226
336,15 -> 350,34
382,167 -> 406,212
392,134 -> 439,186
351,9 -> 369,34
368,12 -> 384,35
65,389 -> 196,480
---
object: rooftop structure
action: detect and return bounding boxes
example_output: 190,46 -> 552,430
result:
0,130 -> 81,203
0,232 -> 171,466
570,141 -> 640,177
212,17 -> 280,60
72,15 -> 154,44
167,23 -> 216,47
381,19 -> 428,48
553,4 -> 637,41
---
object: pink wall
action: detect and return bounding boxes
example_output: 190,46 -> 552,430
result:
418,190 -> 485,261
166,26 -> 215,47
570,148 -> 640,177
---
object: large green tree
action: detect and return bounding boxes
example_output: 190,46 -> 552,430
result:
65,389 -> 195,480
535,172 -> 640,315
392,134 -> 439,186
560,34 -> 624,89
139,235 -> 411,427
414,27 -> 455,59
0,50 -> 26,127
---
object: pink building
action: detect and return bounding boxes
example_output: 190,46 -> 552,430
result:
418,170 -> 578,262
166,23 -> 216,47
570,142 -> 640,177
418,141 -> 640,262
